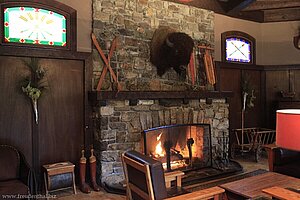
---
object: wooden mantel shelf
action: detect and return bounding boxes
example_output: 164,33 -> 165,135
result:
88,90 -> 234,102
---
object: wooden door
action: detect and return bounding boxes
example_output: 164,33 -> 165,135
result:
0,56 -> 33,164
38,59 -> 84,167
242,69 -> 263,128
219,67 -> 241,130
291,69 -> 300,100
0,56 -> 85,173
265,70 -> 289,128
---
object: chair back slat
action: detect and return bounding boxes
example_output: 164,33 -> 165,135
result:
122,150 -> 167,200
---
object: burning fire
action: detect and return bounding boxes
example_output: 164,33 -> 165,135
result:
155,132 -> 164,157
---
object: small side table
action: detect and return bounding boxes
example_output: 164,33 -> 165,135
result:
263,143 -> 278,171
164,170 -> 184,188
43,162 -> 76,197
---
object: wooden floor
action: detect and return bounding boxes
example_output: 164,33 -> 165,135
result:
56,157 -> 269,200
54,189 -> 125,200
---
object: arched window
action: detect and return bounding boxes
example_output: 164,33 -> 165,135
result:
0,0 -> 76,51
221,31 -> 256,64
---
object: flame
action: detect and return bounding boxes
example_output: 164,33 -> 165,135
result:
155,132 -> 164,157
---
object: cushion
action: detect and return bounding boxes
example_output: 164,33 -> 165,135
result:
274,148 -> 300,166
0,145 -> 20,181
0,179 -> 29,196
274,161 -> 300,179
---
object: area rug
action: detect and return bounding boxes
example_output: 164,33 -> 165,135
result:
185,169 -> 268,192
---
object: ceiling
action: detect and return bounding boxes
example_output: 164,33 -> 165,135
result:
165,0 -> 300,23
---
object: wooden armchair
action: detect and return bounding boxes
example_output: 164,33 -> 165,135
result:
121,150 -> 225,200
0,144 -> 35,197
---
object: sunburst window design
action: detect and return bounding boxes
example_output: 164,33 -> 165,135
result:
4,7 -> 66,46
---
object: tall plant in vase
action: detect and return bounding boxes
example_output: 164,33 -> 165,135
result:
21,58 -> 47,124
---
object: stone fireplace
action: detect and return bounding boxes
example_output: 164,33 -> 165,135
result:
91,96 -> 231,185
90,0 -> 234,186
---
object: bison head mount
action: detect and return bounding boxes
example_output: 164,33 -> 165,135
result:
150,27 -> 194,76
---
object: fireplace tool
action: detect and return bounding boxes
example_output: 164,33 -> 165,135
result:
164,140 -> 172,171
187,138 -> 194,167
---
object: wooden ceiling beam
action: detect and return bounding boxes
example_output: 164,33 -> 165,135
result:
263,7 -> 300,22
231,10 -> 265,22
227,0 -> 256,13
217,0 -> 256,13
243,1 -> 300,11
165,0 -> 300,23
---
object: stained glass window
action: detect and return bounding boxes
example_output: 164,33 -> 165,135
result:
226,38 -> 251,63
4,7 -> 66,46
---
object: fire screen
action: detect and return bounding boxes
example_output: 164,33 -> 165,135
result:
142,124 -> 212,172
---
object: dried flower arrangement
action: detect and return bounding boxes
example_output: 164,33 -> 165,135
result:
241,72 -> 256,111
21,58 -> 47,124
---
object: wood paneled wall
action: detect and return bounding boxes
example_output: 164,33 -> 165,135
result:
218,62 -> 300,143
0,49 -> 92,187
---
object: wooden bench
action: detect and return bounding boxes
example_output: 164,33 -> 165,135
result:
262,186 -> 300,200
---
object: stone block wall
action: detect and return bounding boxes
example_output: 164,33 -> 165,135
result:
94,99 -> 229,184
92,0 -> 214,91
91,0 -> 222,185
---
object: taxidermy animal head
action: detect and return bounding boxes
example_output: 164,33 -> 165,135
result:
150,27 -> 194,76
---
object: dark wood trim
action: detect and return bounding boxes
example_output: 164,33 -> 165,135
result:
232,10 -> 264,23
264,7 -> 300,23
216,61 -> 263,70
0,0 -> 77,52
84,55 -> 94,150
88,91 -> 234,105
217,61 -> 300,71
227,0 -> 256,14
263,64 -> 300,71
0,46 -> 89,60
243,1 -> 300,11
260,69 -> 267,127
221,31 -> 256,65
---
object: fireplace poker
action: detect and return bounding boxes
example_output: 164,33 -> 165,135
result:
187,138 -> 194,167
164,141 -> 173,172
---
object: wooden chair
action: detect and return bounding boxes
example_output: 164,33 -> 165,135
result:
121,150 -> 226,200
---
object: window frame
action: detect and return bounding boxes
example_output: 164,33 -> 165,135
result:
221,31 -> 256,65
0,0 -> 77,51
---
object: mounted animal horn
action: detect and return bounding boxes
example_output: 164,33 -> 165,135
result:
166,36 -> 174,48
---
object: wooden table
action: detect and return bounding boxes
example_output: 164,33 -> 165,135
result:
220,172 -> 300,199
167,186 -> 225,200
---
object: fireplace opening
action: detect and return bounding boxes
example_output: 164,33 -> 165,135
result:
142,124 -> 212,172
141,124 -> 243,186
